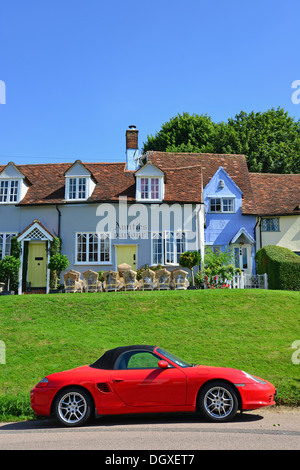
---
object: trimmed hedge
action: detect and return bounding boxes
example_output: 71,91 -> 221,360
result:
255,245 -> 300,290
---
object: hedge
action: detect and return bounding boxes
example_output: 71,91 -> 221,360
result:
255,245 -> 300,290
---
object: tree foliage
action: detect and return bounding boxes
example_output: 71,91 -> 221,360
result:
179,250 -> 201,286
143,112 -> 217,154
0,255 -> 21,292
48,253 -> 69,289
143,108 -> 300,174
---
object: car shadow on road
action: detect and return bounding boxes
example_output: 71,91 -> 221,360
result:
0,411 -> 264,431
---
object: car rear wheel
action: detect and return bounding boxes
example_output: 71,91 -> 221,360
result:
198,381 -> 239,422
53,387 -> 93,427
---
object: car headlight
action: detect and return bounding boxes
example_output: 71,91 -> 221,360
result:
242,371 -> 267,385
35,377 -> 49,388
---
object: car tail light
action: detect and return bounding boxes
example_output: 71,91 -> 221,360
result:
36,377 -> 49,388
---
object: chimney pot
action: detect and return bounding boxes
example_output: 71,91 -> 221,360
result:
126,125 -> 139,150
126,125 -> 139,171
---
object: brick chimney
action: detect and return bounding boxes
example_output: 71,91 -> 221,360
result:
126,125 -> 139,171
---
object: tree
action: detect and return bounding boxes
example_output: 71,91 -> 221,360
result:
179,250 -> 201,286
48,253 -> 69,289
215,108 -> 300,173
143,112 -> 218,154
142,108 -> 300,174
0,255 -> 21,292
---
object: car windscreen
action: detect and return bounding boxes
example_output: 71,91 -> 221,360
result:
156,348 -> 192,368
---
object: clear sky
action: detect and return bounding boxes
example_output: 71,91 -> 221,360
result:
0,0 -> 300,166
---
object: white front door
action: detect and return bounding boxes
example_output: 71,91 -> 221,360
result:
233,245 -> 252,274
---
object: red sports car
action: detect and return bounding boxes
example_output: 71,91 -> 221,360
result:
30,345 -> 276,427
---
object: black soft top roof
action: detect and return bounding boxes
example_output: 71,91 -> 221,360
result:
90,345 -> 156,370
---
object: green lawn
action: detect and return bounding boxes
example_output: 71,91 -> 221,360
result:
0,289 -> 299,421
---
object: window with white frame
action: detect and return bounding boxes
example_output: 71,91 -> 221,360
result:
261,218 -> 280,232
140,177 -> 160,200
209,197 -> 235,213
0,233 -> 17,259
76,233 -> 110,264
151,231 -> 186,265
0,180 -> 19,203
67,178 -> 87,200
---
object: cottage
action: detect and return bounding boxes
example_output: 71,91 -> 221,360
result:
0,127 -> 204,294
249,173 -> 300,256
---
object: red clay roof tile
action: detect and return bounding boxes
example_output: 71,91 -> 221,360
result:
249,173 -> 300,215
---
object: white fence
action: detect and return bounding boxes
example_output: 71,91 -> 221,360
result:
204,272 -> 268,289
229,273 -> 268,290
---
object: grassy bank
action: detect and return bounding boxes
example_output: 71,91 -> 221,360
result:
0,289 -> 299,421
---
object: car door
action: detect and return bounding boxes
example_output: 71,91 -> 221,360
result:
110,350 -> 187,407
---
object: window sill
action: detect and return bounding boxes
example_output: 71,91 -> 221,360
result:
208,211 -> 236,214
0,201 -> 20,205
66,198 -> 89,202
136,199 -> 163,203
74,262 -> 112,266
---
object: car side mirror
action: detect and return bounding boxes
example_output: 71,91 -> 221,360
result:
158,360 -> 169,369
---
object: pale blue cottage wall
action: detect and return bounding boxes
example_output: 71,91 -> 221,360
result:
203,167 -> 257,273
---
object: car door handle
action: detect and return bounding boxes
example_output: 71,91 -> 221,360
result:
112,378 -> 124,383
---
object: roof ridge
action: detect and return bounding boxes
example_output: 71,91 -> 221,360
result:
147,150 -> 246,157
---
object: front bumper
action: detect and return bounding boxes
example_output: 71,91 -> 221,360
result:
235,380 -> 276,411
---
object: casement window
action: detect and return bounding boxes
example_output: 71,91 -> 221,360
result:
152,231 -> 186,265
0,180 -> 19,203
209,197 -> 235,213
67,178 -> 87,200
136,176 -> 164,201
0,233 -> 17,259
140,177 -> 160,200
261,218 -> 280,232
76,233 -> 111,264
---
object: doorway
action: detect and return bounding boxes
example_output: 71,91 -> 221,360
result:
233,245 -> 251,274
116,245 -> 137,270
27,242 -> 47,287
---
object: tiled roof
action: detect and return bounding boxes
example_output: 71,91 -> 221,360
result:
249,173 -> 300,215
147,151 -> 256,214
0,160 -> 202,205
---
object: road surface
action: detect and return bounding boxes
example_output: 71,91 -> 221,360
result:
0,407 -> 299,451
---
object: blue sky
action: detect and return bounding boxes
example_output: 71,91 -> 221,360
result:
0,0 -> 300,165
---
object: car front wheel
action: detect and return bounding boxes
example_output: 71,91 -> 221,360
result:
198,381 -> 239,422
53,387 -> 93,427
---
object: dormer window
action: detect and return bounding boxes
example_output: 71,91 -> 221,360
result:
135,162 -> 164,202
0,162 -> 29,204
0,180 -> 19,203
64,160 -> 95,202
68,177 -> 87,200
141,177 -> 160,200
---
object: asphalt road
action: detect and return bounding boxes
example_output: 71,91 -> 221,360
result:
0,407 -> 299,451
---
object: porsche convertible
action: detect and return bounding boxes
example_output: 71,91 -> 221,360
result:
30,345 -> 276,427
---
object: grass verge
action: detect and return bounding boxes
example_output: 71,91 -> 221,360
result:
0,289 -> 299,421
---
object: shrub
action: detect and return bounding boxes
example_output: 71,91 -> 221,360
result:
0,255 -> 21,292
48,253 -> 69,289
179,251 -> 201,286
201,247 -> 241,289
255,245 -> 300,290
